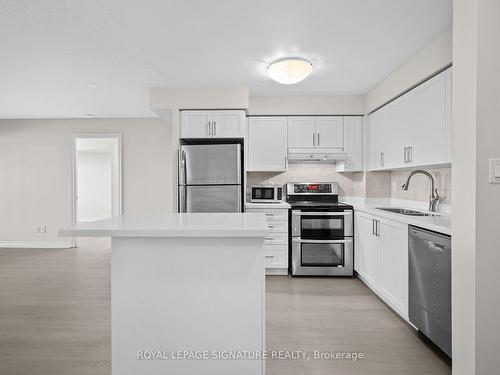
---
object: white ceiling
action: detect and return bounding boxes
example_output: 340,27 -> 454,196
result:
0,0 -> 452,118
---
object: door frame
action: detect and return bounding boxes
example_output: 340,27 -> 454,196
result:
70,133 -> 123,247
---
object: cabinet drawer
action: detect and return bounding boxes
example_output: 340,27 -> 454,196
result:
264,245 -> 287,269
246,208 -> 288,221
264,231 -> 288,245
267,221 -> 287,233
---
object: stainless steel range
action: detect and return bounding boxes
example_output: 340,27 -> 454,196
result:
287,182 -> 354,276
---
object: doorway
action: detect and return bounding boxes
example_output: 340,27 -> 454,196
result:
71,134 -> 122,246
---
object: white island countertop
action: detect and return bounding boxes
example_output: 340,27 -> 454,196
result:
59,213 -> 269,238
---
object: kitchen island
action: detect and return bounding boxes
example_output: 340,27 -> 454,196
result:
60,213 -> 268,375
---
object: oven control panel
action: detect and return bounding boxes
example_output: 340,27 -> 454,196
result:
290,183 -> 337,194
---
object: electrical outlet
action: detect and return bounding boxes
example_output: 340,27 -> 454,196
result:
35,225 -> 47,233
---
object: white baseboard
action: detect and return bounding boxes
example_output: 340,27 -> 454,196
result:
0,241 -> 74,249
266,268 -> 288,276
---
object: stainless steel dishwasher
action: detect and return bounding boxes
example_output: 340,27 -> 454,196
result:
409,226 -> 452,358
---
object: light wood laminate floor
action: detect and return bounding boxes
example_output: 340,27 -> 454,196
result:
0,239 -> 450,375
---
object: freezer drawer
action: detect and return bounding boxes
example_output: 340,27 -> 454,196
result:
179,144 -> 241,185
179,185 -> 242,213
409,226 -> 451,357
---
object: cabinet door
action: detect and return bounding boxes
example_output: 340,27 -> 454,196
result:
288,117 -> 315,148
378,218 -> 409,319
315,116 -> 344,150
336,116 -> 363,172
368,109 -> 385,170
444,68 -> 452,163
412,72 -> 447,166
180,111 -> 212,138
212,111 -> 245,138
354,212 -> 379,288
247,117 -> 287,171
383,95 -> 414,169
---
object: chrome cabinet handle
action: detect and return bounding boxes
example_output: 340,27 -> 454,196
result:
264,255 -> 274,259
408,146 -> 412,163
312,133 -> 315,146
372,219 -> 375,236
213,121 -> 216,136
380,152 -> 385,167
207,121 -> 211,136
317,132 -> 320,146
376,220 -> 380,237
292,238 -> 353,244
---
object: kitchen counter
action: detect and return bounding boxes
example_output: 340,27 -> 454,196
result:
59,213 -> 267,375
342,198 -> 451,236
245,201 -> 291,209
59,212 -> 268,238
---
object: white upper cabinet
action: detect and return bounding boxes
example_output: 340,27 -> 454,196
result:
212,111 -> 245,138
367,67 -> 452,170
247,117 -> 287,171
288,116 -> 345,150
412,71 -> 448,166
368,108 -> 386,170
336,116 -> 363,172
180,111 -> 213,138
180,110 -> 245,139
287,117 -> 316,148
315,117 -> 344,149
384,94 -> 414,169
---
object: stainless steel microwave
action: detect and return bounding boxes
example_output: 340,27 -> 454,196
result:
250,185 -> 283,203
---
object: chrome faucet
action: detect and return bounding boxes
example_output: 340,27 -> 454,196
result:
401,170 -> 440,212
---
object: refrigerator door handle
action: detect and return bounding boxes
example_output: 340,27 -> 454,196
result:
179,149 -> 187,186
179,186 -> 186,213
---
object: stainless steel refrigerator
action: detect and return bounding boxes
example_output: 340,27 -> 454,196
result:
178,144 -> 242,213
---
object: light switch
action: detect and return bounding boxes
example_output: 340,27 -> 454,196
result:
489,159 -> 500,183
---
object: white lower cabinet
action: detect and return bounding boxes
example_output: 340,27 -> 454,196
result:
246,207 -> 288,275
355,211 -> 409,320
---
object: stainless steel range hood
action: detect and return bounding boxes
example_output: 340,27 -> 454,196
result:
288,149 -> 347,162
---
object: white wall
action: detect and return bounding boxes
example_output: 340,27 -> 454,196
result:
0,118 -> 173,247
365,28 -> 452,113
453,0 -> 500,373
248,95 -> 365,115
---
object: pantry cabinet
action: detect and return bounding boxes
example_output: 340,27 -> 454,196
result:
355,211 -> 409,320
247,117 -> 287,171
180,110 -> 245,139
367,67 -> 452,170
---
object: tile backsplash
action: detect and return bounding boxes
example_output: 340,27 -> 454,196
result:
246,163 -> 362,197
246,163 -> 451,205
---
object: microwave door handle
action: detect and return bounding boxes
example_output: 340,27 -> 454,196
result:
292,238 -> 353,244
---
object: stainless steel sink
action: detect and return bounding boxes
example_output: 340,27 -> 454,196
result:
375,207 -> 441,217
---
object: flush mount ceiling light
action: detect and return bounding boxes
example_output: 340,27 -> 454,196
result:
266,57 -> 313,84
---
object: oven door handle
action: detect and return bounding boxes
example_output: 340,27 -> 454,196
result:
292,238 -> 353,244
291,211 -> 352,217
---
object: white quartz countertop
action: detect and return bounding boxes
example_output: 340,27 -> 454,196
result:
59,213 -> 269,238
342,198 -> 451,236
245,201 -> 291,209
